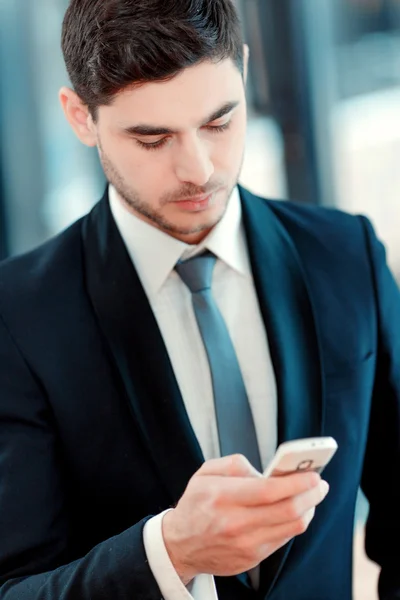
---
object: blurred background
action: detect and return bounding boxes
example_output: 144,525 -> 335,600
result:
1,0 -> 399,597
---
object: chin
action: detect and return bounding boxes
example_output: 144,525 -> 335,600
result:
183,209 -> 224,230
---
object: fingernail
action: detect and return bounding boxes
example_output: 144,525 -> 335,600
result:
319,480 -> 330,497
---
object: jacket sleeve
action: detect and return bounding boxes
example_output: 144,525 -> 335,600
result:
0,313 -> 162,600
359,217 -> 400,600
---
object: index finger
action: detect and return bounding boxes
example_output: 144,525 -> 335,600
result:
239,471 -> 321,506
197,471 -> 321,507
259,471 -> 322,505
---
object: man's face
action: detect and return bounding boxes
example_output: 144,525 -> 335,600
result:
92,59 -> 247,244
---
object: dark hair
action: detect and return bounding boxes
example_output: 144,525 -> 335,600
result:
61,0 -> 244,119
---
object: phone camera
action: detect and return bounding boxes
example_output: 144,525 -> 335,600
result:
297,460 -> 314,471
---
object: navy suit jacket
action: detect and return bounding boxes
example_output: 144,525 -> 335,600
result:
0,186 -> 399,599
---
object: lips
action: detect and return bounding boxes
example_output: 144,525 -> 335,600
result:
175,192 -> 214,204
173,193 -> 214,212
170,192 -> 216,212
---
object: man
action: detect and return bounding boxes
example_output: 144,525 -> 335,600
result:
0,0 -> 399,598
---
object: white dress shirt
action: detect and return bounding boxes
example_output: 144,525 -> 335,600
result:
109,185 -> 278,599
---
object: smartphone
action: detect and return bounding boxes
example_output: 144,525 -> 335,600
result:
263,437 -> 338,478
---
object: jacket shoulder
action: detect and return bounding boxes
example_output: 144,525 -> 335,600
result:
262,197 -> 372,264
0,216 -> 87,315
266,197 -> 363,237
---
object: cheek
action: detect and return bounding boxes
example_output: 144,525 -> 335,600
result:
112,140 -> 169,179
118,143 -> 148,171
213,128 -> 246,171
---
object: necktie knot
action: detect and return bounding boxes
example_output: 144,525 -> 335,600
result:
176,252 -> 217,293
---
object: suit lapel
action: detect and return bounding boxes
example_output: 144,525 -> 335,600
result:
240,187 -> 325,597
81,189 -> 204,506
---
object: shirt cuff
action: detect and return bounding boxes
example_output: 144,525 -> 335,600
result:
143,510 -> 218,600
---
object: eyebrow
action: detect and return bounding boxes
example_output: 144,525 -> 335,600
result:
122,100 -> 240,137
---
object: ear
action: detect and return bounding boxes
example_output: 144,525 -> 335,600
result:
59,87 -> 97,147
243,44 -> 250,85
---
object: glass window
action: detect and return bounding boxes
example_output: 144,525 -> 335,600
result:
330,0 -> 400,275
235,0 -> 288,200
0,0 -> 103,256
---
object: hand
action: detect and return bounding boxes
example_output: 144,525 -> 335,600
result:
162,454 -> 329,583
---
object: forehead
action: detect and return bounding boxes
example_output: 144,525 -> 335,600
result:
105,59 -> 244,128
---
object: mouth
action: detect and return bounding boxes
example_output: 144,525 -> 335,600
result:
172,190 -> 219,212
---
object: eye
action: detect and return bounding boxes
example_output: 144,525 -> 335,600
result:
135,137 -> 169,151
134,120 -> 232,151
205,120 -> 232,133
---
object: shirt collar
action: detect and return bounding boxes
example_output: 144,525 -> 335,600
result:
109,185 -> 250,297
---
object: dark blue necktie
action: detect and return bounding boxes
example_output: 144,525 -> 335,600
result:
176,253 -> 262,472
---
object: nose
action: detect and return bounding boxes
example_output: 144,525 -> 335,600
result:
174,134 -> 214,186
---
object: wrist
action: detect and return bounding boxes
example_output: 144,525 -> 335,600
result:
162,510 -> 197,585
